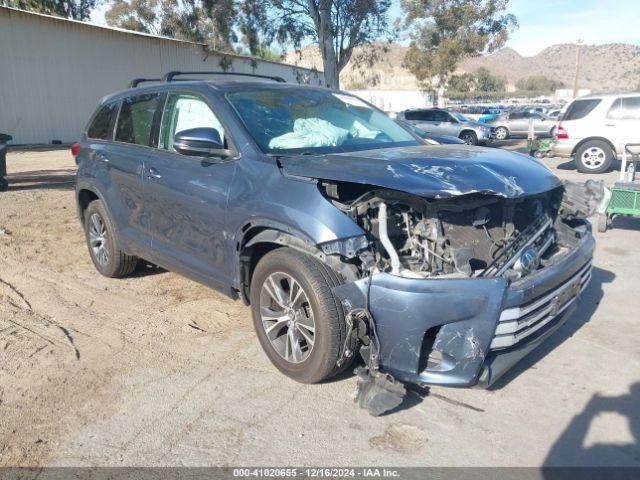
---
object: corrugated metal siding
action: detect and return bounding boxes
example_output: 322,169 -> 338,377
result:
0,7 -> 324,145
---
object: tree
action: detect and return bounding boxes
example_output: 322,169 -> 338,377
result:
446,71 -> 475,92
270,0 -> 394,89
105,0 -> 239,50
105,0 -> 274,56
446,67 -> 505,94
516,75 -> 564,92
2,0 -> 96,20
474,67 -> 506,92
402,0 -> 517,89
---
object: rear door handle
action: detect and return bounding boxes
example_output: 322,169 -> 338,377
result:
97,153 -> 109,163
146,167 -> 162,180
605,123 -> 616,127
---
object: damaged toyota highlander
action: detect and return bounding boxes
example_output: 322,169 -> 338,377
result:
75,74 -> 606,415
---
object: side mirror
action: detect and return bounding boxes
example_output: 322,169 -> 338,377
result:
173,128 -> 230,158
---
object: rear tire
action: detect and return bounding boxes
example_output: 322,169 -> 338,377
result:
495,127 -> 509,140
249,248 -> 354,384
575,140 -> 614,174
0,177 -> 7,192
83,200 -> 138,277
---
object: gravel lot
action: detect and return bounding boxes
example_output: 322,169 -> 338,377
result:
1,144 -> 639,467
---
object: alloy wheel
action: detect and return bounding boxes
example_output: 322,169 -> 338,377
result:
462,134 -> 475,145
581,147 -> 606,169
259,272 -> 315,364
495,128 -> 508,140
88,213 -> 109,266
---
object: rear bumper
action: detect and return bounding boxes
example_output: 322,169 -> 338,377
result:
333,230 -> 595,388
551,139 -> 578,158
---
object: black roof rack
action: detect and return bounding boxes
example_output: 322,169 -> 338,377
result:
129,78 -> 162,88
162,71 -> 287,83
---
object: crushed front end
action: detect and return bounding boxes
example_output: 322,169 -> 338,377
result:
319,179 -> 605,414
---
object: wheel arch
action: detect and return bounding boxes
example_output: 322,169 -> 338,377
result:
235,222 -> 360,305
459,128 -> 478,138
235,223 -> 324,305
76,187 -> 100,223
571,137 -> 616,157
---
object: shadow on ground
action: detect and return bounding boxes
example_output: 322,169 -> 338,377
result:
544,383 -> 640,467
556,159 -> 622,173
7,169 -> 76,191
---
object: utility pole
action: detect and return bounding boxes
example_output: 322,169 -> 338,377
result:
572,39 -> 583,99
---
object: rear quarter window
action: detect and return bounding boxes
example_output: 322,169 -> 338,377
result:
87,102 -> 117,140
563,99 -> 601,121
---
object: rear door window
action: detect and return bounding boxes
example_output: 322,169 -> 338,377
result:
563,99 -> 600,121
115,93 -> 162,146
607,97 -> 640,120
87,102 -> 117,140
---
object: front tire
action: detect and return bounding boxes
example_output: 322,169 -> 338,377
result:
575,140 -> 614,173
460,131 -> 478,145
250,248 -> 353,384
83,200 -> 138,277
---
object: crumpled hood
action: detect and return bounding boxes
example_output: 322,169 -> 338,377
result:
279,145 -> 561,198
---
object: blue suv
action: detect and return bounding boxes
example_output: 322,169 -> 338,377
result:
75,72 -> 598,413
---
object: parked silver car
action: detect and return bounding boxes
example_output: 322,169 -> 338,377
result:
486,111 -> 557,140
397,108 -> 493,145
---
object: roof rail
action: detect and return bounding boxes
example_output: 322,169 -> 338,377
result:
129,78 -> 162,88
162,71 -> 287,84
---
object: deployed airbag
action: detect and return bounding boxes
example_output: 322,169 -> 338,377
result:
268,118 -> 349,149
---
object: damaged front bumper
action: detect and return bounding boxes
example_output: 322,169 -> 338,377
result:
333,229 -> 595,389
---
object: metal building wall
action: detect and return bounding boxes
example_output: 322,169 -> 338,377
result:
0,7 -> 324,145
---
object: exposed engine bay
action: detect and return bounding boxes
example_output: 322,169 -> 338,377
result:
321,179 -> 606,282
316,178 -> 605,416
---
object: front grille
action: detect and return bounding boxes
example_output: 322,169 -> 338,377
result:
490,260 -> 592,350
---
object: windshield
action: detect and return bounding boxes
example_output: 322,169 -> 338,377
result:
226,88 -> 420,154
451,111 -> 470,122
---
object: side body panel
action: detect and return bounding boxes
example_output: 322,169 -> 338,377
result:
144,148 -> 238,289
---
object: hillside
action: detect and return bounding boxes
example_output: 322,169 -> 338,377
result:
285,43 -> 640,92
458,43 -> 640,92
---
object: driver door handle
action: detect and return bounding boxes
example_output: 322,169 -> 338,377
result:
146,167 -> 162,180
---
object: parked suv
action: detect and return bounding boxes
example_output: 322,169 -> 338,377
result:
75,72 -> 598,413
396,108 -> 493,145
552,93 -> 640,173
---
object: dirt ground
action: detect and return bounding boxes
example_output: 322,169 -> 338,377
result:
1,145 -> 639,467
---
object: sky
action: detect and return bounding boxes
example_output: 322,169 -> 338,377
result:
503,0 -> 640,56
91,0 -> 640,57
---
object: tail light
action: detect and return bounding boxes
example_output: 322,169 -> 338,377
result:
71,142 -> 81,157
555,124 -> 569,140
